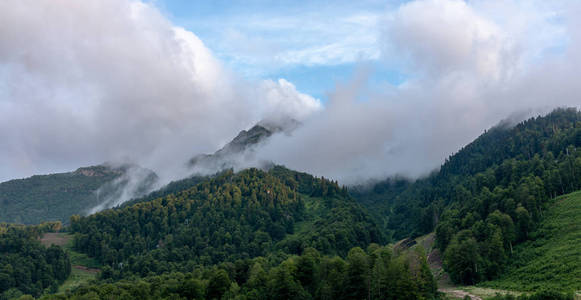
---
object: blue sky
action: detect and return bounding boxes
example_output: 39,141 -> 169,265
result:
150,0 -> 408,101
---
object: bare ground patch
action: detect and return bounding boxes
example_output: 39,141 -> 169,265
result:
40,232 -> 70,247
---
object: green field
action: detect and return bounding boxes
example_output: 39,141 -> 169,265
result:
479,191 -> 581,293
40,233 -> 101,294
57,268 -> 98,294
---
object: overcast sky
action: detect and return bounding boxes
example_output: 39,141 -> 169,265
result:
1,0 -> 580,184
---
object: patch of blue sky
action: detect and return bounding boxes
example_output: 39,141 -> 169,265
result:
270,62 -> 407,103
149,0 -> 410,101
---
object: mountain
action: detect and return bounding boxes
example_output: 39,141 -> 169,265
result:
2,108 -> 581,299
353,107 -> 581,286
0,164 -> 157,224
188,118 -> 299,173
0,118 -> 294,225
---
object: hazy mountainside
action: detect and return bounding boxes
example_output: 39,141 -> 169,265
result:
480,190 -> 581,292
354,107 -> 581,286
0,164 -> 157,225
124,120 -> 299,208
188,119 -> 299,173
2,109 -> 581,298
0,119 -> 291,225
119,174 -> 209,208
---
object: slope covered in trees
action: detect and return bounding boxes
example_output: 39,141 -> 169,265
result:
69,167 -> 385,280
0,165 -> 157,225
39,245 -> 436,300
480,190 -> 581,292
355,108 -> 581,286
0,224 -> 71,299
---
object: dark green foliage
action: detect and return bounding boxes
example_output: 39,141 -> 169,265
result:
443,230 -> 482,284
70,167 -> 384,279
206,269 -> 230,299
0,165 -> 157,224
0,224 -> 71,298
486,290 -> 573,300
37,245 -> 438,300
343,247 -> 369,300
354,108 -> 581,284
71,169 -> 303,276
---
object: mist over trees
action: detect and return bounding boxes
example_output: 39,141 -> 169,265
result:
356,108 -> 581,285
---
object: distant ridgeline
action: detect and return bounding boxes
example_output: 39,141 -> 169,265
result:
354,107 -> 581,285
0,164 -> 157,224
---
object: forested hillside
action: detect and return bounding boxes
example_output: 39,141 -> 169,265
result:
480,190 -> 581,292
0,223 -> 70,299
0,165 -> 157,225
69,167 -> 384,280
355,108 -> 581,286
38,245 -> 436,300
0,167 -> 437,300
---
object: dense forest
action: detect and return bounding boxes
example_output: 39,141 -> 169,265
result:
355,108 -> 581,284
0,165 -> 157,225
69,167 -> 384,280
38,245 -> 436,300
0,223 -> 70,299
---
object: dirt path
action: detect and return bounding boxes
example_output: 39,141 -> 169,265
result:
72,265 -> 100,274
39,232 -> 70,247
439,288 -> 482,300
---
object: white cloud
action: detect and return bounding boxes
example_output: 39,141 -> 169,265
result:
384,0 -> 513,80
256,0 -> 581,184
1,0 -> 579,190
0,0 -> 319,183
258,79 -> 322,122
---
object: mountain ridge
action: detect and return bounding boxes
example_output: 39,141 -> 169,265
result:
0,164 -> 157,224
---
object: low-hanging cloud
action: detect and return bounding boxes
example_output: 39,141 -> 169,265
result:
2,0 -> 580,194
256,0 -> 581,184
0,0 -> 321,183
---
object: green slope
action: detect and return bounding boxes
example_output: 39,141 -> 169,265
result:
354,108 -> 581,241
480,190 -> 581,292
0,165 -> 157,225
352,108 -> 581,285
69,167 -> 385,279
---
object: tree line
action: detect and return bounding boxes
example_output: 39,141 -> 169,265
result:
38,245 -> 438,300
